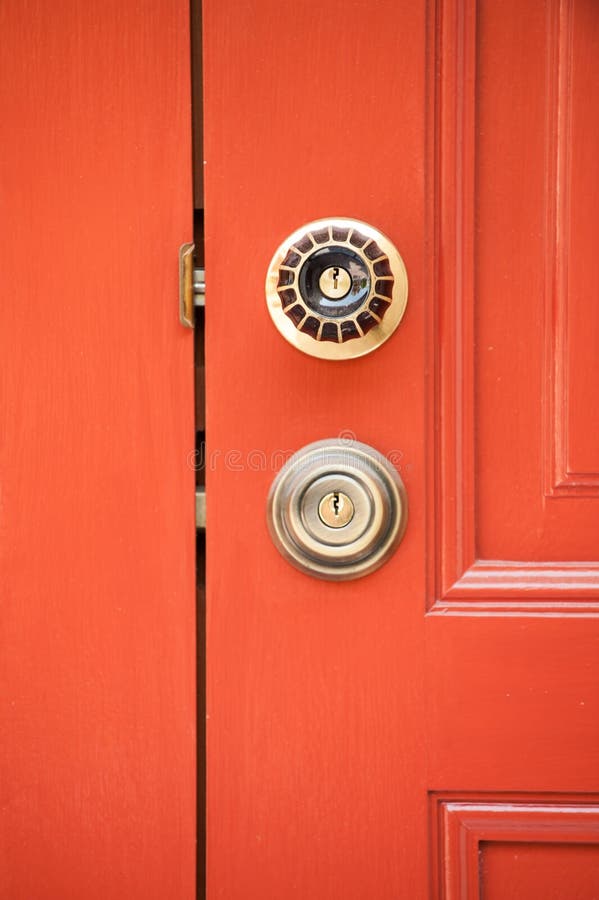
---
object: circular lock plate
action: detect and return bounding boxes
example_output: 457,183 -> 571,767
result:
265,218 -> 408,360
267,439 -> 408,580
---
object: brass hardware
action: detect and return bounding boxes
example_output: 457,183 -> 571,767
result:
319,266 -> 352,300
267,439 -> 408,580
193,268 -> 206,307
265,218 -> 408,360
179,242 -> 195,328
195,487 -> 206,530
318,491 -> 355,528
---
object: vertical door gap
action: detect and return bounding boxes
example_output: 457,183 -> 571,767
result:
191,0 -> 205,897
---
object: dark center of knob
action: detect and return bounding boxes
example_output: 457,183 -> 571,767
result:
318,266 -> 352,299
299,247 -> 370,318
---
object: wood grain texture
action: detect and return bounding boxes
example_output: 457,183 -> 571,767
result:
0,2 -> 196,896
549,0 -> 599,493
474,0 -> 599,557
432,0 -> 599,609
203,0 -> 599,897
481,842 -> 599,900
426,616 -> 599,792
203,1 -> 427,897
191,0 -> 204,209
434,798 -> 599,899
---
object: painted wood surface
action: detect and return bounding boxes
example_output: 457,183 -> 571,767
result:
435,798 -> 599,899
204,0 -> 599,897
204,1 -> 427,897
0,2 -> 196,897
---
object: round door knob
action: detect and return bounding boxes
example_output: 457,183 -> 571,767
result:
267,438 -> 408,580
265,218 -> 409,360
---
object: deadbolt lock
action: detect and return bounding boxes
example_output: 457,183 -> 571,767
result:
267,439 -> 408,580
265,218 -> 408,360
318,491 -> 355,528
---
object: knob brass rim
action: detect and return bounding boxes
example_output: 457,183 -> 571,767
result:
265,218 -> 408,360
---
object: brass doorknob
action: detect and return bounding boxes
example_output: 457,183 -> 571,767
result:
267,438 -> 408,580
265,218 -> 408,360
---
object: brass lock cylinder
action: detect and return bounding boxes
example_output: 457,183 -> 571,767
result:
265,218 -> 408,360
267,439 -> 408,580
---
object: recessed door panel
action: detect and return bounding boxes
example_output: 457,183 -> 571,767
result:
434,799 -> 599,899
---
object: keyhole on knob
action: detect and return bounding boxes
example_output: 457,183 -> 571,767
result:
317,265 -> 352,301
317,490 -> 355,528
332,491 -> 340,517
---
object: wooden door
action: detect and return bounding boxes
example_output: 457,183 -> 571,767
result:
1,3 -> 195,897
203,0 -> 599,897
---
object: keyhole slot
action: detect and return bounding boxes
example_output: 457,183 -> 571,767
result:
332,491 -> 340,516
317,490 -> 355,529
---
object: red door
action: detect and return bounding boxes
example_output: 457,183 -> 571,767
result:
1,3 -> 195,897
204,0 -> 599,897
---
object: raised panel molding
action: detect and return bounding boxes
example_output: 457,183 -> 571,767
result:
431,797 -> 599,900
546,0 -> 599,496
430,0 -> 599,613
439,561 -> 599,613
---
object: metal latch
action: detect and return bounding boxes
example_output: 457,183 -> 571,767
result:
193,268 -> 205,307
179,242 -> 206,327
196,487 -> 206,530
